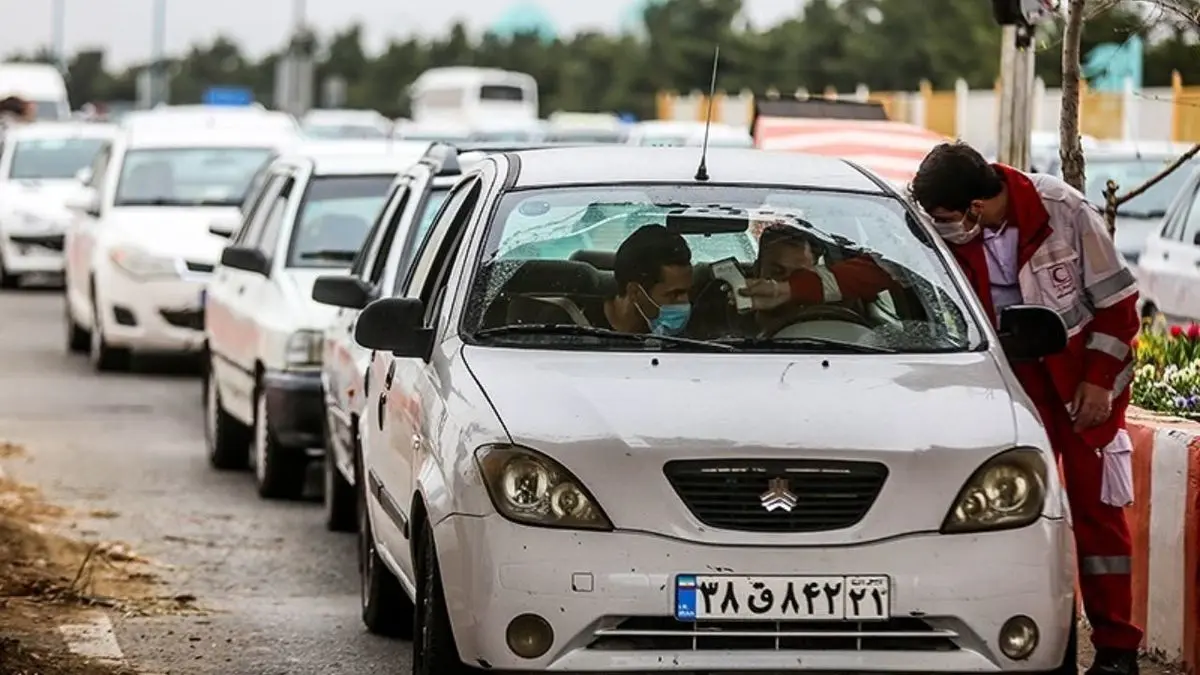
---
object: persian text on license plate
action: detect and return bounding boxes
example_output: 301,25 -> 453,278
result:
675,575 -> 889,621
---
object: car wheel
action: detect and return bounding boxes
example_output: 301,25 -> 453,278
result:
88,290 -> 130,372
323,421 -> 357,532
357,453 -> 414,636
203,362 -> 250,470
252,388 -> 307,500
414,522 -> 472,675
65,298 -> 89,354
0,254 -> 20,290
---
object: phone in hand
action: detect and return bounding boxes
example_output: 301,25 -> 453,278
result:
711,257 -> 754,314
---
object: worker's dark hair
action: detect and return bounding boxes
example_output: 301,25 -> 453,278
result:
613,224 -> 691,296
909,141 -> 1005,214
0,96 -> 27,115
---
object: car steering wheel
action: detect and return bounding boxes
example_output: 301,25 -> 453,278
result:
763,304 -> 874,337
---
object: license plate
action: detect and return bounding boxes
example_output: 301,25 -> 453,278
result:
674,575 -> 890,621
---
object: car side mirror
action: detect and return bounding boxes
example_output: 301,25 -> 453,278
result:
208,215 -> 240,238
1192,230 -> 1200,246
312,274 -> 375,310
65,187 -> 100,217
74,167 -> 92,184
997,304 -> 1068,361
220,246 -> 270,276
354,297 -> 433,360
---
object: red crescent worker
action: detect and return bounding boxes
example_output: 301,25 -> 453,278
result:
741,142 -> 1143,675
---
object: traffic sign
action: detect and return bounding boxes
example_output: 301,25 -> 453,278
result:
202,87 -> 254,106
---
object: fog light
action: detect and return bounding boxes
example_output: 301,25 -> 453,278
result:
506,613 -> 553,659
999,615 -> 1039,660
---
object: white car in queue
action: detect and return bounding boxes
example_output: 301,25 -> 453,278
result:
0,122 -> 116,287
202,140 -> 430,500
310,142 -> 465,531
62,126 -> 297,371
349,146 -> 1078,674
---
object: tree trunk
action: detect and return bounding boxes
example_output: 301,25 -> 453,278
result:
1059,0 -> 1087,191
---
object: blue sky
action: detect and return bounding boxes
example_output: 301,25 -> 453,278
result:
0,0 -> 804,67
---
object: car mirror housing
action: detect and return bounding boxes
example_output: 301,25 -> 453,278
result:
354,297 -> 434,360
997,304 -> 1068,361
312,274 -> 375,310
220,246 -> 270,276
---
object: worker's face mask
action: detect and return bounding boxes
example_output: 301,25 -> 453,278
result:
931,206 -> 982,245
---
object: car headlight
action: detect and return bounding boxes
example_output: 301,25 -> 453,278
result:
941,448 -> 1048,534
285,329 -> 322,367
108,245 -> 178,279
475,444 -> 612,531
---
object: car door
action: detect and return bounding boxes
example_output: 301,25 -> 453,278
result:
65,144 -> 111,319
209,171 -> 289,421
325,178 -> 411,467
366,177 -> 481,568
1144,180 -> 1200,322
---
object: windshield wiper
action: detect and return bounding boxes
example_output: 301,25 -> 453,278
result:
718,336 -> 896,353
473,324 -> 736,351
114,198 -> 190,206
298,249 -> 358,262
1117,209 -> 1166,219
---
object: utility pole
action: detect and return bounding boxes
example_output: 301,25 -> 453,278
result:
992,0 -> 1055,170
150,0 -> 167,106
52,0 -> 66,74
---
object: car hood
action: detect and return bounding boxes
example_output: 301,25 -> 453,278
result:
462,347 -> 1024,545
278,267 -> 344,329
105,206 -> 238,263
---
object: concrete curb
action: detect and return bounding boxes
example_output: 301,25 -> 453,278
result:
1127,408 -> 1200,670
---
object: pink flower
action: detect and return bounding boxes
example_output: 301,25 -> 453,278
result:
1188,324 -> 1200,340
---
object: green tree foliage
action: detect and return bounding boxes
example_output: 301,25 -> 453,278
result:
6,0 -> 1193,119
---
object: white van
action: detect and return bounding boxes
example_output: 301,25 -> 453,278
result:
408,67 -> 538,126
0,63 -> 70,121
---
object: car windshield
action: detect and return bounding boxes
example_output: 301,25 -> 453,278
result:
113,147 -> 274,207
463,184 -> 982,353
1083,157 -> 1199,218
31,101 -> 63,121
8,137 -> 107,179
287,174 -> 394,268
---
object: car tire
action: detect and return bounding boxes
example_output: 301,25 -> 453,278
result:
414,522 -> 473,675
323,422 -> 357,532
252,388 -> 307,500
88,290 -> 131,372
0,254 -> 20,290
203,362 -> 250,470
357,454 -> 414,637
65,299 -> 89,354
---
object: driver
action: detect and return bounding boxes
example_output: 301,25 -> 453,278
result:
581,224 -> 693,335
741,222 -> 902,314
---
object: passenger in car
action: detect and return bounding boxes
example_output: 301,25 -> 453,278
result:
579,224 -> 693,335
741,222 -> 901,314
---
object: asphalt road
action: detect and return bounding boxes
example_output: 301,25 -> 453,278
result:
0,286 -> 412,674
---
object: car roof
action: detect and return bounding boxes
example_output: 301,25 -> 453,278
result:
3,121 -> 118,140
506,146 -> 886,192
125,127 -> 297,150
281,140 -> 431,175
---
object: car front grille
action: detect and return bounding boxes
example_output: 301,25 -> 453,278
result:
184,260 -> 215,274
587,616 -> 957,652
9,233 -> 64,251
663,459 -> 888,533
159,308 -> 203,331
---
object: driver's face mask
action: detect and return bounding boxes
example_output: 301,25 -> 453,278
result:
637,286 -> 691,336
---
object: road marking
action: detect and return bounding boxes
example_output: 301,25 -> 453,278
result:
59,611 -> 123,663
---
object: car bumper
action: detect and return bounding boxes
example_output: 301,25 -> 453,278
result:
262,369 -> 325,450
99,272 -> 207,353
435,514 -> 1075,672
2,233 -> 64,274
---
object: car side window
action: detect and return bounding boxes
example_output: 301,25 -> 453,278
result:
366,186 -> 415,285
400,178 -> 478,300
418,182 -> 481,326
1181,187 -> 1200,247
351,181 -> 407,280
235,174 -> 287,247
257,177 -> 295,258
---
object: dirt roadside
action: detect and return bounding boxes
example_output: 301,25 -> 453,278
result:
0,443 -> 197,674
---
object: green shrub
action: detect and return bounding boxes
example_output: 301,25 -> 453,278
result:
1131,322 -> 1200,418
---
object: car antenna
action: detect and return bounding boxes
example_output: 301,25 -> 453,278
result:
693,45 -> 720,182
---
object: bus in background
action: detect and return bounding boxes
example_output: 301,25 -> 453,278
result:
0,63 -> 70,121
408,67 -> 538,127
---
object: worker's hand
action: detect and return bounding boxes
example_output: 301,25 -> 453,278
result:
739,278 -> 792,311
1072,381 -> 1112,431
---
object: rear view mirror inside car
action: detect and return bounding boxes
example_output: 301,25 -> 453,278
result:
997,305 -> 1068,361
665,206 -> 750,234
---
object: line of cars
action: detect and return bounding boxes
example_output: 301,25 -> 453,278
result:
7,108 -> 1086,672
